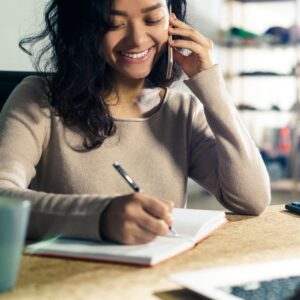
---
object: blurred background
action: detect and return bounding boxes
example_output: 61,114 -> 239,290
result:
186,0 -> 300,210
0,0 -> 299,210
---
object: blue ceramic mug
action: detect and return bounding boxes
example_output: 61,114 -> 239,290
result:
0,196 -> 31,292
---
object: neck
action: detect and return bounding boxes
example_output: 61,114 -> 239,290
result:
106,73 -> 147,105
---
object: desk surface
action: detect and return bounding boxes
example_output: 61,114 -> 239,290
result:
1,204 -> 300,300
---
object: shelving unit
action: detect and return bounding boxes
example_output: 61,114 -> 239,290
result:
219,0 -> 300,190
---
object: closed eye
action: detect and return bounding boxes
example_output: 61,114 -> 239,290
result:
108,17 -> 164,30
108,24 -> 125,30
146,18 -> 164,25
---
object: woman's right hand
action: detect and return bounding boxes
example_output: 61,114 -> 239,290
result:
100,193 -> 174,245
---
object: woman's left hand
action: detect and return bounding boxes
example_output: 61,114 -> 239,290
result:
168,13 -> 214,78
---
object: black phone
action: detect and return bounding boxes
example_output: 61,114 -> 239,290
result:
166,2 -> 173,80
285,202 -> 300,215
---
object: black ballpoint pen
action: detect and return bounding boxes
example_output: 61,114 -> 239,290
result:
113,161 -> 177,236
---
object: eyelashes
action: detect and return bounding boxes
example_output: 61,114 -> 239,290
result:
108,17 -> 164,30
145,18 -> 164,25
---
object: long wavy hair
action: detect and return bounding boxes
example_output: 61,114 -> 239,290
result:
19,0 -> 187,150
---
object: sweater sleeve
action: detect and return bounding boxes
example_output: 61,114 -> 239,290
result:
0,76 -> 111,241
184,65 -> 271,215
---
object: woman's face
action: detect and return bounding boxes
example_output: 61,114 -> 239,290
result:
102,0 -> 169,82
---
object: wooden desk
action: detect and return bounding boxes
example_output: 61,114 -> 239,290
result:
1,205 -> 300,300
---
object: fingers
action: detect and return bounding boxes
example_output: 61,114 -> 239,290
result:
139,194 -> 173,222
122,222 -> 157,245
136,208 -> 170,235
167,12 -> 214,77
169,26 -> 212,49
132,228 -> 156,244
125,194 -> 174,239
169,13 -> 190,30
170,39 -> 202,55
100,193 -> 175,245
118,209 -> 170,245
160,198 -> 175,210
168,13 -> 213,52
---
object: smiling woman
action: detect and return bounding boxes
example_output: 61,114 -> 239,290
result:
102,1 -> 170,85
19,0 -> 185,149
0,0 -> 271,245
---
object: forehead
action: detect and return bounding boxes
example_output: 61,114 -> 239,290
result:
111,0 -> 167,14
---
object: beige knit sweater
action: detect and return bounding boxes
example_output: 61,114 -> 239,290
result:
0,65 -> 271,241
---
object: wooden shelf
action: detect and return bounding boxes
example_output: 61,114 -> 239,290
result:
271,179 -> 300,192
217,41 -> 300,49
224,73 -> 295,79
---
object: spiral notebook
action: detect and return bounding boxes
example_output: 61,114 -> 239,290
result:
25,208 -> 227,267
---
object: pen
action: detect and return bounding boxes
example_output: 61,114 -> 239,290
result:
113,161 -> 141,192
113,161 -> 177,236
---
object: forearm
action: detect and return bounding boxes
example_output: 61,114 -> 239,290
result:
202,101 -> 271,215
0,185 -> 112,241
185,66 -> 271,215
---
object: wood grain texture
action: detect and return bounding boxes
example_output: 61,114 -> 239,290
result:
1,205 -> 299,300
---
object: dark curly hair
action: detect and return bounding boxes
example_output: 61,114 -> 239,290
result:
19,0 -> 187,150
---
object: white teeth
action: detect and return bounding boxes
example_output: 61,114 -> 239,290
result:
121,48 -> 150,59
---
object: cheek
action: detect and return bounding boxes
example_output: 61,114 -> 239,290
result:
101,35 -> 117,61
153,21 -> 169,47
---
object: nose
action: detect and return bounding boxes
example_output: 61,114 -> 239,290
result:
126,22 -> 148,48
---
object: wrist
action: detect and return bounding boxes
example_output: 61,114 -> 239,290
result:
98,199 -> 113,241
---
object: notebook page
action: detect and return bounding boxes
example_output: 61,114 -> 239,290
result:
172,208 -> 226,239
26,236 -> 192,265
26,208 -> 226,265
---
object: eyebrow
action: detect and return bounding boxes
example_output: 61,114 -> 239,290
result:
111,3 -> 165,16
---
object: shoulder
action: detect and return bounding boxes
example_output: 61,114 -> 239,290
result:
9,75 -> 49,106
164,85 -> 204,119
2,75 -> 51,118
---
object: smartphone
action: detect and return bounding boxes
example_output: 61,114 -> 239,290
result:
166,2 -> 173,80
285,202 -> 300,215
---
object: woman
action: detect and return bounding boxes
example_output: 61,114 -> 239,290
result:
0,0 -> 270,245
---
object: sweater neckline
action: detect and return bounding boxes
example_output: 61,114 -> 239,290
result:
113,87 -> 169,122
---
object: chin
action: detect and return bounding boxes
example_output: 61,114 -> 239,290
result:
120,69 -> 152,80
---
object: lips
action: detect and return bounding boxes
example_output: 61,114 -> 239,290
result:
118,47 -> 154,64
121,48 -> 151,59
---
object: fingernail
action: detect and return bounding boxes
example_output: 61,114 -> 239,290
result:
166,213 -> 173,224
166,212 -> 172,219
171,13 -> 176,19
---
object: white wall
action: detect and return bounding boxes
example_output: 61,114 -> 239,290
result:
187,0 -> 223,41
0,0 -> 223,71
0,0 -> 46,71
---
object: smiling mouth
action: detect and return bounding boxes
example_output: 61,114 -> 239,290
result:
120,47 -> 154,59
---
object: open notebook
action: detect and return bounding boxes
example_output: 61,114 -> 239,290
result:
25,208 -> 227,266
